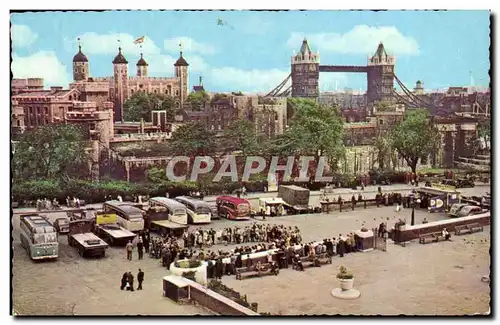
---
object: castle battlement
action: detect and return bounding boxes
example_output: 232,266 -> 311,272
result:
127,76 -> 179,82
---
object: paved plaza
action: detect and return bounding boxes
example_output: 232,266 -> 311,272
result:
12,184 -> 491,315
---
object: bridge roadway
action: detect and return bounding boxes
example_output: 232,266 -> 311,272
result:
319,65 -> 369,73
12,184 -> 489,215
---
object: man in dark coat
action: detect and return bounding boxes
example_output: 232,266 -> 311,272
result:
215,258 -> 224,280
127,272 -> 135,291
137,269 -> 144,290
137,239 -> 144,260
351,194 -> 356,210
304,243 -> 310,257
143,230 -> 150,253
120,272 -> 128,290
326,239 -> 333,256
337,235 -> 345,258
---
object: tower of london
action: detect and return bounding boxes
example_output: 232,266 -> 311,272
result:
69,42 -> 189,122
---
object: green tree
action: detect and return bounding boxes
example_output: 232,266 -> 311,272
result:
170,121 -> 217,156
390,110 -> 440,173
186,91 -> 210,111
222,119 -> 260,156
123,92 -> 176,122
12,124 -> 88,180
374,135 -> 392,170
285,98 -> 345,168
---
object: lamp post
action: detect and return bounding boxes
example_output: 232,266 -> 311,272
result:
410,198 -> 422,226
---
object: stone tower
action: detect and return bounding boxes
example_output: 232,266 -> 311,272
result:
291,38 -> 320,98
367,42 -> 395,105
174,51 -> 189,105
112,47 -> 129,122
72,40 -> 89,82
136,53 -> 148,77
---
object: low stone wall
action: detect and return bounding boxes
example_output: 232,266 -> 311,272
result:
395,213 -> 490,242
188,280 -> 259,316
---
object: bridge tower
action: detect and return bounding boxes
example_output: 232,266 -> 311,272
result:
291,39 -> 320,98
367,42 -> 395,107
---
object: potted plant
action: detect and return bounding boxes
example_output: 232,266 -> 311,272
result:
336,265 -> 354,291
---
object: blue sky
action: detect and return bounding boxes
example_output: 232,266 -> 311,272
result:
11,10 -> 490,93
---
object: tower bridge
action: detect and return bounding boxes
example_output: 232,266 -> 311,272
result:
266,39 -> 396,107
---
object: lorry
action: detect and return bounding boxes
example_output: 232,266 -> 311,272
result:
278,185 -> 311,214
92,212 -> 136,246
68,219 -> 108,258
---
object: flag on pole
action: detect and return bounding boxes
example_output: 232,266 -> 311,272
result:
134,36 -> 145,44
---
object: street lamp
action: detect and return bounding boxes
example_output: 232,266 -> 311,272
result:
410,198 -> 422,226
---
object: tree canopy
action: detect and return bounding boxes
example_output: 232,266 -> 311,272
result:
170,121 -> 217,156
222,119 -> 260,156
269,98 -> 345,170
186,91 -> 210,111
123,92 -> 176,122
389,110 -> 440,173
12,124 -> 88,180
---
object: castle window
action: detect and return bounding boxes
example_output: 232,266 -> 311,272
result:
131,89 -> 134,94
154,90 -> 157,94
176,90 -> 180,96
379,119 -> 384,125
44,107 -> 48,114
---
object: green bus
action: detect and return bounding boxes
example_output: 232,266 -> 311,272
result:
19,214 -> 59,260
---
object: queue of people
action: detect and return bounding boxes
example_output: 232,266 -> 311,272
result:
181,224 -> 303,249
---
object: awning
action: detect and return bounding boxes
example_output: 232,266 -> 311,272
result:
152,220 -> 188,229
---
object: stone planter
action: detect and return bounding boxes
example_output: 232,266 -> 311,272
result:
338,278 -> 354,291
170,259 -> 208,286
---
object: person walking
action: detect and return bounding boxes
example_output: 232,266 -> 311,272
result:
137,237 -> 144,260
120,272 -> 128,290
127,272 -> 135,292
126,241 -> 134,261
137,269 -> 144,290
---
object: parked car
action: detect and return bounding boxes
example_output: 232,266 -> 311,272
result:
457,205 -> 485,218
441,179 -> 475,188
448,203 -> 468,218
52,217 -> 70,234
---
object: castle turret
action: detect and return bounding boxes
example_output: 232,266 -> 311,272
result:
113,46 -> 129,122
136,53 -> 148,77
291,38 -> 320,98
73,39 -> 89,82
174,51 -> 189,106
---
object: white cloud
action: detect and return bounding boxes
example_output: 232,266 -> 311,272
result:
287,25 -> 420,56
11,51 -> 70,87
11,25 -> 38,48
65,33 -> 161,56
164,37 -> 216,55
208,67 -> 289,93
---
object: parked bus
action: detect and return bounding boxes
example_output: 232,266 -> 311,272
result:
216,196 -> 251,220
147,197 -> 189,225
19,214 -> 59,260
174,196 -> 212,224
103,201 -> 145,232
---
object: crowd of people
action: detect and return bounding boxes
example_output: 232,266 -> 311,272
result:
181,224 -> 303,248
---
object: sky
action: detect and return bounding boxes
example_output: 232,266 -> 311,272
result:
10,10 -> 491,93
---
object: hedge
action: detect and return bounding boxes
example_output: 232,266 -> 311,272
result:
11,178 -> 267,205
12,170 -> 410,205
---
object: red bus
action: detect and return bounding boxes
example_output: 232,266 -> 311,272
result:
216,196 -> 251,220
